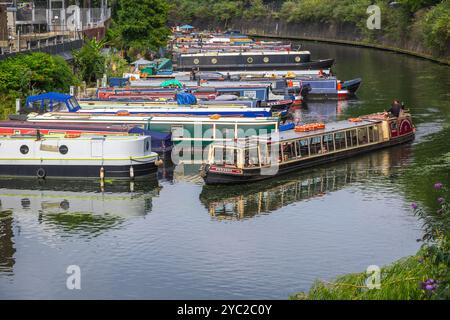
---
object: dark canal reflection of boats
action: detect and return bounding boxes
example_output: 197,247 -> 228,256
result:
200,146 -> 413,220
0,179 -> 161,244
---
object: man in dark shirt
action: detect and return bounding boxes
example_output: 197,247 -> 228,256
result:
388,100 -> 402,117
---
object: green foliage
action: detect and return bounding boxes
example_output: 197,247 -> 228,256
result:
0,52 -> 78,118
105,52 -> 130,78
73,38 -> 107,84
419,1 -> 450,54
399,0 -> 442,12
243,0 -> 268,19
114,0 -> 171,52
290,255 -> 432,300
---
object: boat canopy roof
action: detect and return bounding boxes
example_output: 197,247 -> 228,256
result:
218,118 -> 384,148
26,93 -> 81,112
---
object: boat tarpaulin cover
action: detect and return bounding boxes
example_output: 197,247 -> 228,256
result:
127,127 -> 173,152
279,123 -> 295,132
160,79 -> 183,88
176,92 -> 197,105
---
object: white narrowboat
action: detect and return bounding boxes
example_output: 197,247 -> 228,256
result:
0,135 -> 159,179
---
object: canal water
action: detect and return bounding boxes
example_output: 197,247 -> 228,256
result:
0,41 -> 449,299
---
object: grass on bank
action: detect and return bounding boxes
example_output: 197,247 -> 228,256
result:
290,254 -> 433,300
291,183 -> 449,300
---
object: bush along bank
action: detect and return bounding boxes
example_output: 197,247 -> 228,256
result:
0,52 -> 79,119
290,182 -> 449,300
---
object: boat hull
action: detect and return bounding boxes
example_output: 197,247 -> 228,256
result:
0,162 -> 158,180
176,59 -> 335,71
201,133 -> 415,185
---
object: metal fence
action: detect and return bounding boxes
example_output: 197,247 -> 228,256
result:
0,39 -> 83,60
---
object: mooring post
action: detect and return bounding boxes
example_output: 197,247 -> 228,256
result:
15,98 -> 21,114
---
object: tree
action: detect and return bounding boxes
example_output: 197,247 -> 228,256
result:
0,52 -> 78,118
73,38 -> 107,84
115,0 -> 171,52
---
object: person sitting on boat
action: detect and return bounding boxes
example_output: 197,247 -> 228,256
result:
387,100 -> 402,117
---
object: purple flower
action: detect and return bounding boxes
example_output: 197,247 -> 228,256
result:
411,202 -> 418,210
437,197 -> 444,204
425,284 -> 434,291
434,182 -> 443,190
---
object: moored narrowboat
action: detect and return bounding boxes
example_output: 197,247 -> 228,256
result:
200,112 -> 415,184
0,135 -> 160,180
176,51 -> 334,71
23,113 -> 281,148
0,120 -> 173,154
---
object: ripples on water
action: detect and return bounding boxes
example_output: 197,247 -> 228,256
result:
0,41 -> 449,299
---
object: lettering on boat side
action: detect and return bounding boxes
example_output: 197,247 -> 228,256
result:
177,304 -> 272,318
66,265 -> 81,290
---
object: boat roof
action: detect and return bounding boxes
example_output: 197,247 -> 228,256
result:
181,51 -> 310,57
28,113 -> 281,124
0,134 -> 148,141
26,92 -> 73,103
218,118 -> 383,148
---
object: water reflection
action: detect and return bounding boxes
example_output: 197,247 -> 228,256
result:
0,179 -> 161,275
296,100 -> 351,123
200,146 -> 412,220
0,209 -> 15,274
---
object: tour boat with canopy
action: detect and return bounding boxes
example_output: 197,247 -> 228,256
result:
200,112 -> 415,184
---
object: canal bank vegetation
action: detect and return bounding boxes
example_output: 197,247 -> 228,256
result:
169,0 -> 449,59
0,52 -> 78,119
108,0 -> 171,59
291,182 -> 449,300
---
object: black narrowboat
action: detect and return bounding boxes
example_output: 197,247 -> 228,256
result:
176,51 -> 334,71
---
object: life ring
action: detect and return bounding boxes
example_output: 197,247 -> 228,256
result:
247,57 -> 253,64
36,168 -> 46,179
348,118 -> 362,123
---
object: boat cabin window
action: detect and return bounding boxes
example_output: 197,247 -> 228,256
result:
213,146 -> 240,167
296,139 -> 309,157
171,125 -> 184,138
368,125 -> 380,143
309,136 -> 322,155
216,125 -> 235,140
346,130 -> 357,148
322,134 -> 334,152
357,127 -> 369,145
244,147 -> 260,167
282,141 -> 297,161
334,132 -> 346,150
